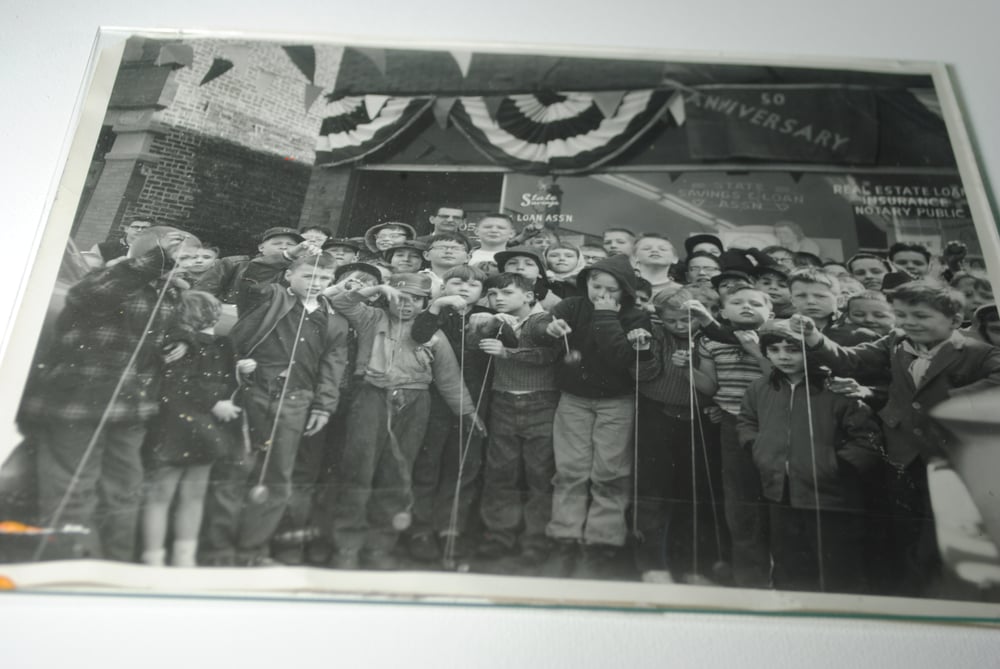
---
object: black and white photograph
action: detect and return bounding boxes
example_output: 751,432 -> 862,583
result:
1,27 -> 1000,623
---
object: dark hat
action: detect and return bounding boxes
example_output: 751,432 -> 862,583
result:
364,221 -> 417,252
716,248 -> 760,274
383,239 -> 428,261
881,271 -> 913,293
684,233 -> 724,257
758,318 -> 805,344
753,260 -> 789,281
261,227 -> 305,244
494,246 -> 546,273
386,272 -> 432,297
974,303 -> 998,322
323,237 -> 365,252
711,269 -> 755,291
334,262 -> 383,284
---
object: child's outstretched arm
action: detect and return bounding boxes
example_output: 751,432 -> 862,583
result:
64,247 -> 172,315
327,282 -> 386,332
789,313 -> 892,376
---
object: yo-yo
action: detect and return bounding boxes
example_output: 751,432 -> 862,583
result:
564,349 -> 582,365
248,485 -> 270,504
392,511 -> 412,531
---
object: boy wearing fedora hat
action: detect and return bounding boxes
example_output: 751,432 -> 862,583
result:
327,273 -> 481,569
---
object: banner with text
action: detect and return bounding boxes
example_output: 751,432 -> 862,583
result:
685,86 -> 878,164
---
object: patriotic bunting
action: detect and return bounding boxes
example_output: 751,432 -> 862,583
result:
314,95 -> 434,167
447,90 -> 674,173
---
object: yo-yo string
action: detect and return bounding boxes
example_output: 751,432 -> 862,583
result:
251,249 -> 324,497
687,305 -> 699,574
34,237 -> 186,561
632,343 -> 641,539
691,389 -> 724,561
443,318 -> 499,567
800,325 -> 826,592
386,313 -> 414,527
442,306 -> 467,566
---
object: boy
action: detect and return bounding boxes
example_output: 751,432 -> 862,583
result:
789,268 -> 875,346
469,273 -> 561,565
633,233 -> 680,297
176,245 -> 219,282
580,244 -> 608,267
544,254 -> 655,578
739,321 -> 882,593
755,263 -> 793,318
422,232 -> 472,297
327,273 -> 480,569
384,240 -> 427,274
635,279 -> 654,314
847,252 -> 893,291
322,238 -> 364,269
545,243 -> 584,300
686,286 -> 773,587
195,227 -> 315,317
602,228 -> 636,257
363,222 -> 417,258
21,226 -> 195,561
793,282 -> 1000,595
496,246 -> 561,311
87,218 -> 153,266
846,291 -> 896,337
629,288 -> 723,581
468,214 -> 516,266
407,265 -> 492,562
200,253 -> 349,566
299,225 -> 334,247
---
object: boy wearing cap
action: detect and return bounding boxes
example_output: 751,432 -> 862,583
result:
738,321 -> 882,593
195,227 -> 318,317
322,238 -> 363,269
364,222 -> 417,259
385,240 -> 427,274
496,246 -> 562,311
326,273 -> 481,569
684,234 -> 724,258
199,253 -> 350,566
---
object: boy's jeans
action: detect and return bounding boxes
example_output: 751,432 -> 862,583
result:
480,390 -> 559,549
720,411 -> 770,587
547,393 -> 634,547
332,384 -> 430,553
35,420 -> 146,561
201,384 -> 311,562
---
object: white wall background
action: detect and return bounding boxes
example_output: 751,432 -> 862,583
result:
2,1 -> 1000,664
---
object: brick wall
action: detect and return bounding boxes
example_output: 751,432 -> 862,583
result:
113,39 -> 343,254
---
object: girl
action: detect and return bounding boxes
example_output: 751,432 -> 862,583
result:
141,291 -> 254,567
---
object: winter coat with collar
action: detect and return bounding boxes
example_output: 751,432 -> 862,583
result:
329,291 -> 474,416
809,330 -> 1000,466
549,254 -> 655,398
738,373 -> 883,511
228,284 -> 349,416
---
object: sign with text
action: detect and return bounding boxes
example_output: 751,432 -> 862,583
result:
685,86 -> 878,164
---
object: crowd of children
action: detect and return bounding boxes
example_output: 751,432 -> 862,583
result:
12,210 -> 1000,599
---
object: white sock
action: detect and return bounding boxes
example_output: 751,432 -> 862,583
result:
141,548 -> 166,567
171,540 -> 198,568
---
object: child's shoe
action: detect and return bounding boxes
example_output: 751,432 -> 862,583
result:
141,548 -> 166,567
408,533 -> 441,562
171,540 -> 198,568
329,548 -> 360,570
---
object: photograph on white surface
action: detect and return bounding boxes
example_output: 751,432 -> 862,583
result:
1,28 -> 999,621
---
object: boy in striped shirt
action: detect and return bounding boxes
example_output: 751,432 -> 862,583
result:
686,286 -> 773,587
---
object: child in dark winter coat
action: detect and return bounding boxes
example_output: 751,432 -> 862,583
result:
200,253 -> 350,566
738,321 -> 883,593
141,291 -> 253,567
544,253 -> 655,577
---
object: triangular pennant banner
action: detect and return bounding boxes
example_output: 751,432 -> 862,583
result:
667,90 -> 686,126
282,45 -> 316,83
450,50 -> 473,77
200,58 -> 234,86
591,91 -> 625,118
354,47 -> 387,75
432,97 -> 457,129
364,94 -> 391,119
483,96 -> 504,119
255,70 -> 277,94
668,172 -> 683,183
222,45 -> 251,73
155,43 -> 194,68
304,84 -> 325,112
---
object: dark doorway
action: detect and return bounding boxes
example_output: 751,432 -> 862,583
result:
342,170 -> 505,238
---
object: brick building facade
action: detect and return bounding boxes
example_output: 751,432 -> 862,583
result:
74,37 -> 341,257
